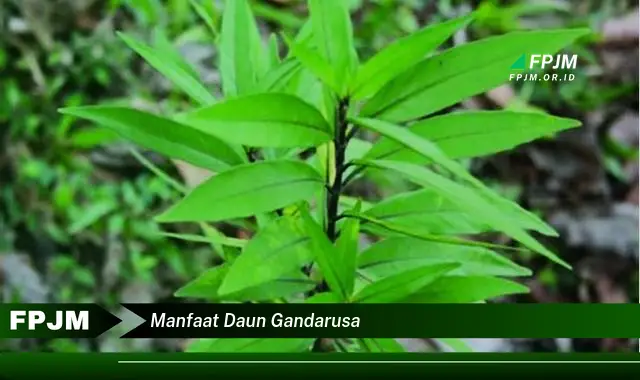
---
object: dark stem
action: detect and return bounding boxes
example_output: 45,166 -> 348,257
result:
311,99 -> 350,353
326,98 -> 350,242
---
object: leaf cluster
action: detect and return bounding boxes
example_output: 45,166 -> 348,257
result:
59,0 -> 589,353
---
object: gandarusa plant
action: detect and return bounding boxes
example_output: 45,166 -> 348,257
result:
60,0 -> 589,352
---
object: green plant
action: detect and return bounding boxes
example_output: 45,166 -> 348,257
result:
59,0 -> 590,353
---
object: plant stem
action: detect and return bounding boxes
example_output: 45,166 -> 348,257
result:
311,99 -> 350,352
326,97 -> 350,242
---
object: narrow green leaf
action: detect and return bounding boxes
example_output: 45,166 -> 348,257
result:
255,212 -> 278,230
367,111 -> 581,160
437,338 -> 474,352
354,117 -> 558,236
253,2 -> 305,29
130,148 -> 187,194
354,116 -> 474,184
322,86 -> 338,131
336,201 -> 361,296
219,0 -> 265,97
352,15 -> 472,100
68,127 -> 121,148
359,237 -> 531,278
174,264 -> 228,298
356,116 -> 523,216
347,213 -> 530,254
300,207 -> 349,301
267,33 -> 281,68
319,190 -> 330,231
152,29 -> 200,80
284,35 -> 339,94
346,138 -> 373,162
363,188 -> 496,235
360,338 -> 406,353
286,68 -> 329,122
117,32 -> 215,105
362,188 -> 553,236
58,106 -> 245,172
488,192 -> 558,237
294,19 -> 314,44
308,0 -> 358,95
128,148 -> 240,262
156,160 -> 324,223
305,292 -> 341,303
364,160 -> 569,268
187,338 -> 314,353
403,276 -> 529,303
161,232 -> 247,248
219,216 -> 314,295
175,263 -> 315,302
257,59 -> 303,93
224,272 -> 315,302
354,270 -> 375,294
200,223 -> 238,261
189,0 -> 219,38
362,28 -> 590,122
340,196 -> 374,211
178,93 -> 332,148
352,263 -> 459,303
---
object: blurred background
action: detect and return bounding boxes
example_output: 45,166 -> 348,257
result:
0,0 -> 638,353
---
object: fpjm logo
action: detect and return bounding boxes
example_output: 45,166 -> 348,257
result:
10,310 -> 89,330
509,54 -> 577,82
2,305 -> 120,338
